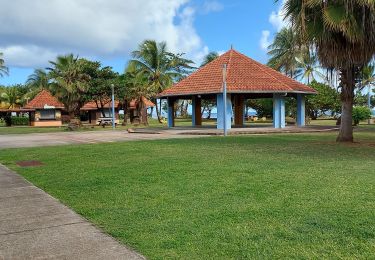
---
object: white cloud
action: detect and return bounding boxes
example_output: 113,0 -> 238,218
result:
0,0 -> 208,68
260,30 -> 271,51
259,0 -> 288,53
202,1 -> 224,14
268,0 -> 288,31
1,45 -> 57,68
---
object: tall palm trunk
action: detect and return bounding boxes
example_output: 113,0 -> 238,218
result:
154,98 -> 163,123
138,99 -> 148,126
337,67 -> 355,142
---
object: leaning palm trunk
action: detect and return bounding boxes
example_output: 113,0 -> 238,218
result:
337,67 -> 355,142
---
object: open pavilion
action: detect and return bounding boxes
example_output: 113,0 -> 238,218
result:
159,49 -> 317,130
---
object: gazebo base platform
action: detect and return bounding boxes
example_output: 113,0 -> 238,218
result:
162,125 -> 339,136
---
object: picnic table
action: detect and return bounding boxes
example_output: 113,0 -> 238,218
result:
98,117 -> 116,127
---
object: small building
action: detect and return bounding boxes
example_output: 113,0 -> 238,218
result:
159,49 -> 317,129
80,100 -> 121,125
23,89 -> 64,127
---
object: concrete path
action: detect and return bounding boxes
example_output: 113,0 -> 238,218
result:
0,164 -> 145,260
0,130 -> 196,149
0,126 -> 338,150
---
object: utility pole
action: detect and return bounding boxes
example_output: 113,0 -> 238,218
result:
111,84 -> 115,129
222,64 -> 227,136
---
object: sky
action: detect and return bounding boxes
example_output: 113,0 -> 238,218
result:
0,0 -> 286,86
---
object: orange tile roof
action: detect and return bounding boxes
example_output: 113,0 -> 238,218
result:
159,49 -> 317,97
81,100 -> 121,110
24,89 -> 64,109
129,97 -> 155,109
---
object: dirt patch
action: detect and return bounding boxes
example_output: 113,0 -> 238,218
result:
16,160 -> 44,167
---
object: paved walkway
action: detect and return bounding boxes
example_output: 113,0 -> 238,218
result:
0,130 -> 196,149
0,126 -> 338,149
0,164 -> 145,260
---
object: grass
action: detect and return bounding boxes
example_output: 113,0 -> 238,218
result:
1,130 -> 374,259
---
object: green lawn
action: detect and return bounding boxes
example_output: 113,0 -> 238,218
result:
0,131 -> 375,259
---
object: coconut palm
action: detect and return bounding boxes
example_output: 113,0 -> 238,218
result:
0,52 -> 9,77
267,27 -> 302,78
295,51 -> 325,84
129,40 -> 194,123
280,0 -> 375,142
125,62 -> 154,125
201,52 -> 219,67
26,69 -> 50,101
27,69 -> 49,89
0,86 -> 24,109
47,54 -> 90,118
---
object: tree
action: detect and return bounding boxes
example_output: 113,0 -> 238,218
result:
27,69 -> 49,90
280,0 -> 375,142
47,54 -> 90,119
79,59 -> 119,117
26,69 -> 50,101
199,52 -> 220,119
0,84 -> 27,109
295,51 -> 325,84
306,81 -> 340,120
0,52 -> 9,77
129,40 -> 194,123
352,106 -> 372,126
267,27 -> 301,78
201,52 -> 219,67
246,99 -> 273,118
124,62 -> 154,125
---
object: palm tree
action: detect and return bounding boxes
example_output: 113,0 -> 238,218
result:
0,52 -> 9,77
0,86 -> 23,109
201,52 -> 219,67
129,40 -> 194,123
27,69 -> 49,89
47,54 -> 90,118
26,69 -> 50,101
280,0 -> 375,142
295,51 -> 325,84
267,27 -> 301,78
125,62 -> 154,125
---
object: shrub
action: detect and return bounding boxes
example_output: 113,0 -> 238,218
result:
352,106 -> 372,126
11,116 -> 29,126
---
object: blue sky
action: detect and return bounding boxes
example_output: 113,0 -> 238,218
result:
0,0 -> 284,86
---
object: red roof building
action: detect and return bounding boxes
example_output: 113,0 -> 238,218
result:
160,49 -> 316,97
22,89 -> 64,127
81,100 -> 121,110
24,89 -> 64,109
159,49 -> 316,129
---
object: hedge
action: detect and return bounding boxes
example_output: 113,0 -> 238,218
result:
11,116 -> 29,126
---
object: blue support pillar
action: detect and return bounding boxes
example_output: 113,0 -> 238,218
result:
297,94 -> 306,127
217,93 -> 232,130
273,94 -> 286,128
167,98 -> 174,128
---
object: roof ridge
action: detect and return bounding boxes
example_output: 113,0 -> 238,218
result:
224,49 -> 234,89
